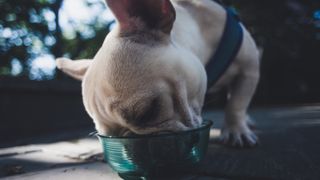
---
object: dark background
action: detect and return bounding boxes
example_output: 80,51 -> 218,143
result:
0,0 -> 320,146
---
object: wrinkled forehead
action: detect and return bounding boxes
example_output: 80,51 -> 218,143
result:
104,30 -> 173,60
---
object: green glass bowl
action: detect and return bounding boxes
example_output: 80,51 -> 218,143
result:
97,120 -> 212,179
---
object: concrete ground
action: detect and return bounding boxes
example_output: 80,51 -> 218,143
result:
1,105 -> 320,180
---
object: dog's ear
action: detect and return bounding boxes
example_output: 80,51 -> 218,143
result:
106,0 -> 176,34
56,58 -> 92,81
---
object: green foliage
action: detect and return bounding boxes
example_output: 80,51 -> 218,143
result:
0,0 -> 112,79
0,0 -> 60,77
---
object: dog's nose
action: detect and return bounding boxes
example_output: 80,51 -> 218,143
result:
121,130 -> 137,136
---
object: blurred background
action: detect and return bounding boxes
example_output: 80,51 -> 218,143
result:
0,0 -> 320,147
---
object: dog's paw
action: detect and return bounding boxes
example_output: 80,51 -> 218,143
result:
218,123 -> 259,148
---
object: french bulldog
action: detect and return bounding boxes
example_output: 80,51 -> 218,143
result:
56,0 -> 260,147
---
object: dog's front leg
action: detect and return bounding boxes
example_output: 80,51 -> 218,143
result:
219,70 -> 259,147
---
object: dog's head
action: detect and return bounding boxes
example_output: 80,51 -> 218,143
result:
56,0 -> 207,136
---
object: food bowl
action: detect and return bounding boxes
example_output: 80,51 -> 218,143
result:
97,120 -> 212,179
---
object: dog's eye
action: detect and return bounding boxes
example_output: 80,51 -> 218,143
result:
119,97 -> 161,127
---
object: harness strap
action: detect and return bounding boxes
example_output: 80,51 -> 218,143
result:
205,8 -> 243,89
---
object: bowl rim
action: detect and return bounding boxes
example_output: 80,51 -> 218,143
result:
97,120 -> 213,139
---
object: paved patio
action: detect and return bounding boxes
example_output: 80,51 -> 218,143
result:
1,105 -> 320,180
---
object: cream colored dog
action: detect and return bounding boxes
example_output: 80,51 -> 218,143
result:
56,0 -> 260,147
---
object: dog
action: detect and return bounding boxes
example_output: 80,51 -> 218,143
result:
56,0 -> 260,147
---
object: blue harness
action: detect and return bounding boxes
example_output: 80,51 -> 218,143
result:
205,8 -> 243,89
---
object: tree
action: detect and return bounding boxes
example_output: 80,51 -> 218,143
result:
0,0 -> 112,80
